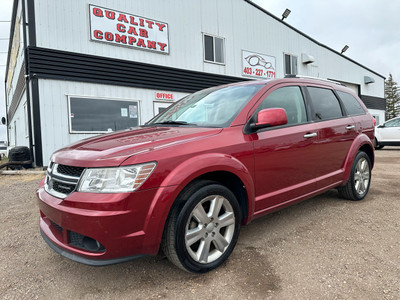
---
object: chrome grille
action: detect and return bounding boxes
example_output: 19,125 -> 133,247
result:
45,163 -> 85,199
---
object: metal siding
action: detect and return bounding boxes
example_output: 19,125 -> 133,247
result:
32,0 -> 385,98
360,95 -> 386,110
34,0 -> 205,71
8,63 -> 26,122
6,3 -> 25,117
27,47 -> 249,93
8,90 -> 29,148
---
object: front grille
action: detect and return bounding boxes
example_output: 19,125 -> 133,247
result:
69,231 -> 85,247
48,218 -> 105,253
45,163 -> 85,199
57,164 -> 85,177
53,181 -> 76,194
50,220 -> 63,233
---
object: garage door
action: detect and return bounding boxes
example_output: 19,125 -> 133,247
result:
330,80 -> 360,96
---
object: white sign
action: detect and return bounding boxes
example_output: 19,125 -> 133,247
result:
121,108 -> 128,117
242,50 -> 276,79
89,4 -> 169,53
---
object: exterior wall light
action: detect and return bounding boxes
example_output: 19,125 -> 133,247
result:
282,9 -> 291,21
364,76 -> 375,84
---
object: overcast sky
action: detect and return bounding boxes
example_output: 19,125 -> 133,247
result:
1,0 -> 400,142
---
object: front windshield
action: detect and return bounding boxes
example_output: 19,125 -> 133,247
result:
148,84 -> 263,127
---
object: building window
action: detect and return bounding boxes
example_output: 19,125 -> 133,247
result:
68,96 -> 140,133
153,101 -> 173,116
284,54 -> 298,75
203,34 -> 225,64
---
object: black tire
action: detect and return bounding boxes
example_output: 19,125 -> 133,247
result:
338,151 -> 371,201
374,138 -> 384,150
162,180 -> 241,273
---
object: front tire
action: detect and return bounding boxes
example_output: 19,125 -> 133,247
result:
338,151 -> 371,201
162,180 -> 241,273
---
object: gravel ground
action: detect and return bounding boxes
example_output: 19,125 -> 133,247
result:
0,148 -> 399,299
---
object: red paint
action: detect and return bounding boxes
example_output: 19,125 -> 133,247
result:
93,8 -> 103,17
156,92 -> 174,100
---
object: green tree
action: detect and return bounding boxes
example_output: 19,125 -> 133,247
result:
385,73 -> 400,120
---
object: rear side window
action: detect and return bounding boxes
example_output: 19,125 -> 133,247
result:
258,86 -> 307,125
336,91 -> 365,116
307,87 -> 343,120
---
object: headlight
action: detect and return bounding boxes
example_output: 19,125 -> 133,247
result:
77,162 -> 156,193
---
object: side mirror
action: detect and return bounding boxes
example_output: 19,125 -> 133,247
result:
377,124 -> 385,128
1,117 -> 5,125
249,108 -> 287,131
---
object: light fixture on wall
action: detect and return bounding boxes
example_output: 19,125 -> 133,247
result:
364,76 -> 375,84
281,9 -> 291,21
302,53 -> 315,64
341,45 -> 349,54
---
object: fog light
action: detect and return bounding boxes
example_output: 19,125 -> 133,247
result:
82,236 -> 105,252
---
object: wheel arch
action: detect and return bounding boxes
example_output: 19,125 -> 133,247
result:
341,134 -> 374,183
143,153 -> 255,254
192,171 -> 249,224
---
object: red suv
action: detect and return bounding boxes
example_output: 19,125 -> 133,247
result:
37,77 -> 374,273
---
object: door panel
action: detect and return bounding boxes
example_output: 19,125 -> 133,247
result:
312,117 -> 357,187
305,86 -> 357,187
249,85 -> 317,212
252,123 -> 319,212
380,127 -> 400,141
378,119 -> 400,142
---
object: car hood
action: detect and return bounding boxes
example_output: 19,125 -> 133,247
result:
51,126 -> 222,167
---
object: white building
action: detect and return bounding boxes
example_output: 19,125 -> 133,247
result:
5,0 -> 386,167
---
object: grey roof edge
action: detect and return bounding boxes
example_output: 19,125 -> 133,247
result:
244,0 -> 386,80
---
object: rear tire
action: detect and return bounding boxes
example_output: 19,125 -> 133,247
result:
338,151 -> 371,201
162,180 -> 241,273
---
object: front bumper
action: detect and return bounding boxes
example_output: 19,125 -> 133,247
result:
40,229 -> 145,266
37,183 -> 176,264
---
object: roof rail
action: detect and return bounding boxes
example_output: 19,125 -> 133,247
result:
284,75 -> 346,86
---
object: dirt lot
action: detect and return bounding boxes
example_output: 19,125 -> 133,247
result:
1,148 -> 399,299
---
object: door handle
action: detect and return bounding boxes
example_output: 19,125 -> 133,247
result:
304,132 -> 317,138
346,125 -> 355,130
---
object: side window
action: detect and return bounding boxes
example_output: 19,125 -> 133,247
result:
385,118 -> 400,127
284,54 -> 298,75
336,91 -> 365,116
258,86 -> 307,125
307,87 -> 343,120
203,34 -> 225,64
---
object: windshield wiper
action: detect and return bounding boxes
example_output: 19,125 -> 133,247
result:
151,120 -> 195,126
